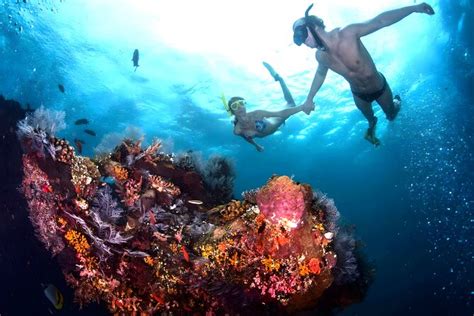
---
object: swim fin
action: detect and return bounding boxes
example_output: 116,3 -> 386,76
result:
262,62 -> 280,81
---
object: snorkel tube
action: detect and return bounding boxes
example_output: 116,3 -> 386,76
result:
221,93 -> 232,116
305,4 -> 325,50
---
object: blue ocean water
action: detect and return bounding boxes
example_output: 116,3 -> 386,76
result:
0,0 -> 472,315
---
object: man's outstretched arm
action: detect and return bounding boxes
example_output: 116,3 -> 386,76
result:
344,3 -> 435,37
303,63 -> 328,107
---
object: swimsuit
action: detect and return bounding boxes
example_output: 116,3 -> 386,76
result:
255,120 -> 266,132
351,72 -> 387,103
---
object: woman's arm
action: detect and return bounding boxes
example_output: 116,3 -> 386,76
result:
242,136 -> 264,152
253,105 -> 303,119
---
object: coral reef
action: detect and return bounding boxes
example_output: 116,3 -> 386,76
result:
17,108 -> 372,314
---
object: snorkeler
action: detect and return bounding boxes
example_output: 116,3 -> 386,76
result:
224,62 -> 314,152
293,3 -> 435,146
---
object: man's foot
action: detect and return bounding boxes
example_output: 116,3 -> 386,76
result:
387,95 -> 401,121
364,116 -> 380,146
364,130 -> 381,146
262,61 -> 281,81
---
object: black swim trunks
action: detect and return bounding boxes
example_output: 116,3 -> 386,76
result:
352,73 -> 387,103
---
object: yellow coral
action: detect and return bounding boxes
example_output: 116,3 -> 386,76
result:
200,244 -> 214,258
228,252 -> 240,268
261,257 -> 281,272
315,223 -> 325,232
57,217 -> 67,228
65,229 -> 90,254
298,263 -> 310,277
210,200 -> 249,222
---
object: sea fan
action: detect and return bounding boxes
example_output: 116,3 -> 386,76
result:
16,106 -> 66,159
175,150 -> 202,172
332,229 -> 359,285
198,155 -> 235,205
313,191 -> 340,232
63,211 -> 113,261
17,118 -> 56,159
91,186 -> 124,224
90,186 -> 131,245
18,105 -> 66,135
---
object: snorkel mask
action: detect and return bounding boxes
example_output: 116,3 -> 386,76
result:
229,99 -> 246,111
221,94 -> 246,116
293,4 -> 325,50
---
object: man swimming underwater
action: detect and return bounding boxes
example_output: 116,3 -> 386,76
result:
293,3 -> 435,146
224,62 -> 314,152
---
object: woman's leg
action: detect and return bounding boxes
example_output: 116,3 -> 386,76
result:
263,62 -> 296,107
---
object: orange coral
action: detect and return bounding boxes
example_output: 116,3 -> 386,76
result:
111,164 -> 129,183
144,256 -> 155,266
65,229 -> 90,254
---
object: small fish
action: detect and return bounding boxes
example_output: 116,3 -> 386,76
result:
187,199 -> 203,205
99,176 -> 115,185
41,184 -> 53,193
258,222 -> 266,234
58,84 -> 65,93
132,49 -> 139,72
74,139 -> 83,154
84,129 -> 96,136
43,284 -> 64,310
150,293 -> 165,305
74,118 -> 89,125
181,245 -> 190,262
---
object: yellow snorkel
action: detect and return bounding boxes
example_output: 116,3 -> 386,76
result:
221,93 -> 232,116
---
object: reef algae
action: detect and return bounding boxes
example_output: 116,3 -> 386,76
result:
17,107 -> 372,314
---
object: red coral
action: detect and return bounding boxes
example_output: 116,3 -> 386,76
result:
308,258 -> 322,275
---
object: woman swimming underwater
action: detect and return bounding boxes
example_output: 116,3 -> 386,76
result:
225,62 -> 314,152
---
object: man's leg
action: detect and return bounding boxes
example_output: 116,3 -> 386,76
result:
263,62 -> 296,106
375,82 -> 401,121
353,95 -> 380,146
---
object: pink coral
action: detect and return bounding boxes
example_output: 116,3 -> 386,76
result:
256,176 -> 309,229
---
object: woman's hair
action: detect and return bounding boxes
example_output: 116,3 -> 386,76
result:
227,96 -> 245,115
